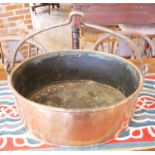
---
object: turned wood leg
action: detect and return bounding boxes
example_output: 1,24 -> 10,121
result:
52,4 -> 54,9
32,4 -> 36,14
72,27 -> 80,49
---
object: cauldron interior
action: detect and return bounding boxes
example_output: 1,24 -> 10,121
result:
12,51 -> 140,102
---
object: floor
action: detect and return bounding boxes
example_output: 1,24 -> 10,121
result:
30,3 -> 73,52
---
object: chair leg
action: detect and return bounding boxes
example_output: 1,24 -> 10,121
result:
56,4 -> 60,8
52,4 -> 54,9
32,4 -> 37,14
143,41 -> 150,57
49,4 -> 50,15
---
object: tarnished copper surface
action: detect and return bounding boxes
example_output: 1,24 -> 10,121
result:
8,51 -> 143,146
9,83 -> 142,146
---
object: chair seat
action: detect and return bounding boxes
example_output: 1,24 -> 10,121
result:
119,24 -> 155,35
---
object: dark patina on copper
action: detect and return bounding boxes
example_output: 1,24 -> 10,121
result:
8,51 -> 143,146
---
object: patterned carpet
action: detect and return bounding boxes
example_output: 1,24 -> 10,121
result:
0,74 -> 155,150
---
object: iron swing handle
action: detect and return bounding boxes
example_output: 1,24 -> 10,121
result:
5,11 -> 150,74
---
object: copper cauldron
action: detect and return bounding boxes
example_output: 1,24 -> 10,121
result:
7,50 -> 144,146
5,12 -> 147,146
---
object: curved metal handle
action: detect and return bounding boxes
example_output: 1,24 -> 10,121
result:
5,11 -> 84,73
6,11 -> 147,74
93,32 -> 155,73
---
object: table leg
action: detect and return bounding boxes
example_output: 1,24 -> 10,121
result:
72,26 -> 80,49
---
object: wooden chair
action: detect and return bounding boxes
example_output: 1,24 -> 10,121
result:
118,24 -> 155,56
79,26 -> 119,50
94,31 -> 155,59
31,3 -> 60,15
0,36 -> 48,67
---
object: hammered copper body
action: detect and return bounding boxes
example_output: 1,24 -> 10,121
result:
8,51 -> 143,146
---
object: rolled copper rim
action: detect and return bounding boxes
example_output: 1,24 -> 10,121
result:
8,50 -> 143,113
